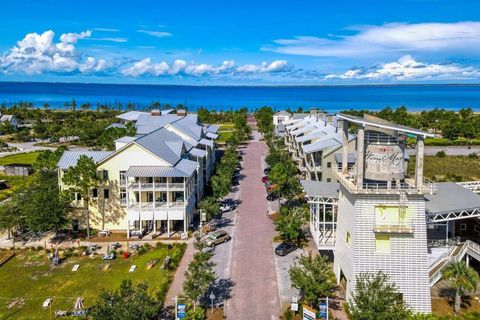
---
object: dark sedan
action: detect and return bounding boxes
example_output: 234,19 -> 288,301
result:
275,242 -> 297,256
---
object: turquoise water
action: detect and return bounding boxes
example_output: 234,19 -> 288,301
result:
0,82 -> 479,111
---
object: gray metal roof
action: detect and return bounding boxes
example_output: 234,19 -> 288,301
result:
58,151 -> 114,170
115,136 -> 136,144
125,158 -> 197,178
135,129 -> 186,165
300,180 -> 340,198
295,131 -> 327,143
175,158 -> 198,176
337,113 -> 434,138
206,132 -> 218,139
199,138 -> 214,147
292,113 -> 309,120
275,110 -> 292,116
335,153 -> 356,164
189,147 -> 206,158
303,137 -> 342,154
205,124 -> 220,133
425,182 -> 480,214
116,111 -> 148,122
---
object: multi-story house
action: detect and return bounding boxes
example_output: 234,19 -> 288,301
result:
57,112 -> 217,238
282,109 -> 356,182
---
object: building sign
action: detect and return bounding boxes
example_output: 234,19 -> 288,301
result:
177,303 -> 186,319
365,144 -> 405,181
291,296 -> 298,312
303,305 -> 316,320
318,298 -> 329,320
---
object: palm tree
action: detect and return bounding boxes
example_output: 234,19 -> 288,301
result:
442,260 -> 479,315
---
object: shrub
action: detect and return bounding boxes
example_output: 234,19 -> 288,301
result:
435,150 -> 447,158
468,152 -> 478,159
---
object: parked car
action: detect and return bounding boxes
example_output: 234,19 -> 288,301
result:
205,230 -> 231,247
220,202 -> 233,213
264,167 -> 271,175
232,178 -> 239,186
261,176 -> 269,183
275,242 -> 297,256
237,155 -> 243,161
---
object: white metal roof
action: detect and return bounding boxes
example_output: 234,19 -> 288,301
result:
300,180 -> 340,198
303,137 -> 342,154
337,113 -> 434,138
206,132 -> 219,139
189,147 -> 206,158
58,151 -> 114,170
198,138 -> 214,147
126,159 -> 197,178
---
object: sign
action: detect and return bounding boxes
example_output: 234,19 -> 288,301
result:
365,144 -> 405,181
303,304 -> 316,320
177,303 -> 186,319
291,296 -> 298,312
318,297 -> 329,320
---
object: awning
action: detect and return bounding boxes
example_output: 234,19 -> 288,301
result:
300,180 -> 340,198
205,132 -> 219,139
126,159 -> 197,178
303,138 -> 342,154
198,138 -> 214,147
189,147 -> 206,158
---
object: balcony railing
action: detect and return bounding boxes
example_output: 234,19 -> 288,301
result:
332,166 -> 436,195
373,221 -> 414,234
128,182 -> 184,190
128,200 -> 185,209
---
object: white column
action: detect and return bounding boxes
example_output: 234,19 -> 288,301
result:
127,219 -> 130,238
415,136 -> 425,190
356,127 -> 365,187
341,120 -> 349,175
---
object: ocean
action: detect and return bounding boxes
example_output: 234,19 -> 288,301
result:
0,82 -> 479,112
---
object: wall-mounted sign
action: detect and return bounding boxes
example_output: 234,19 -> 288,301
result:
365,144 -> 405,181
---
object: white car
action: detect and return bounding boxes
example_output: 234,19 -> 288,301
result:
220,203 -> 233,213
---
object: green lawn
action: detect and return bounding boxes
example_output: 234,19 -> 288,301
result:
0,151 -> 43,166
0,244 -> 185,319
408,155 -> 480,182
0,174 -> 29,201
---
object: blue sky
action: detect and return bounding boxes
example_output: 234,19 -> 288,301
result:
1,0 -> 480,84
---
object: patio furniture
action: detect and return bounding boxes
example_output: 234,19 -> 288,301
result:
146,259 -> 158,270
129,265 -> 137,272
103,264 -> 111,271
111,242 -> 121,250
160,256 -> 171,270
72,264 -> 80,272
102,252 -> 115,260
99,230 -> 110,237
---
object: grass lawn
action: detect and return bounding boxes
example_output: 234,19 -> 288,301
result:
432,297 -> 480,318
0,175 -> 30,201
218,131 -> 233,142
408,155 -> 480,182
0,151 -> 43,166
0,243 -> 185,319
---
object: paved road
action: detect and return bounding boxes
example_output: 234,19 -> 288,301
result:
226,131 -> 280,320
407,145 -> 480,156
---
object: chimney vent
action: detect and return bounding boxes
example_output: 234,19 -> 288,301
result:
151,109 -> 161,116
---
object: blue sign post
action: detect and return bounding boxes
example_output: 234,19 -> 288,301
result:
318,297 -> 329,320
177,303 -> 186,319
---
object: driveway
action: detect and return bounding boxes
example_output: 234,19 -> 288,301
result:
226,130 -> 280,320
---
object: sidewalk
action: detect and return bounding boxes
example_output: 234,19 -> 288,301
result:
164,237 -> 195,305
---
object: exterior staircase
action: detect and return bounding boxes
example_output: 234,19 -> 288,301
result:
429,240 -> 480,286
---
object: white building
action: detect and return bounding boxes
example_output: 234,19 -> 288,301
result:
58,111 -> 217,238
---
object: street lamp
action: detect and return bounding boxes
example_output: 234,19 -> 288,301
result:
209,292 -> 216,315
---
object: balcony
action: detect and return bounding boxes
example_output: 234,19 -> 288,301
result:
332,166 -> 436,195
128,200 -> 185,210
373,221 -> 414,234
128,182 -> 184,190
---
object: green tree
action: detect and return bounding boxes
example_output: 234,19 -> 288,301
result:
274,207 -> 307,245
199,196 -> 220,221
289,253 -> 336,307
0,197 -> 23,239
347,271 -> 411,320
90,280 -> 158,320
442,260 -> 479,315
62,155 -> 100,239
269,161 -> 301,200
183,239 -> 216,310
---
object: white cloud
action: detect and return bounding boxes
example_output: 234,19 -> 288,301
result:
93,28 -> 119,32
121,58 -> 291,77
138,30 -> 172,38
268,22 -> 480,58
0,30 -> 109,75
87,37 -> 128,43
325,55 -> 480,80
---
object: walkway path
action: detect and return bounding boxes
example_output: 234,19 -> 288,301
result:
164,237 -> 195,305
226,130 -> 280,320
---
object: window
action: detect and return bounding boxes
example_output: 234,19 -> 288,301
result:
92,188 -> 98,197
475,225 -> 480,233
327,178 -> 331,182
346,231 -> 351,245
375,235 -> 391,253
119,170 -> 126,184
375,205 -> 409,226
120,188 -> 127,206
102,170 -> 109,180
103,189 -> 109,199
76,193 -> 82,201
327,162 -> 332,168
460,223 -> 467,231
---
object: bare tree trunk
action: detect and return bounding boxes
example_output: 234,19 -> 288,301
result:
454,290 -> 461,315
